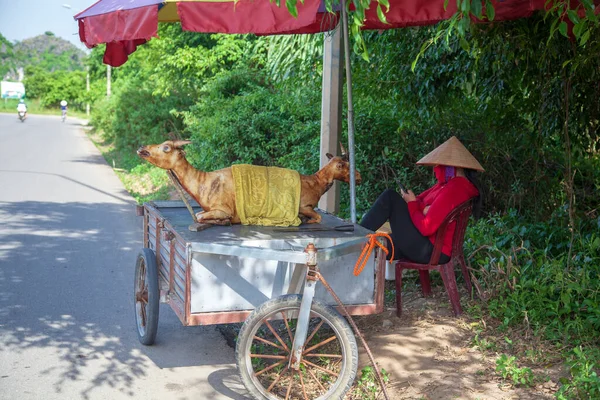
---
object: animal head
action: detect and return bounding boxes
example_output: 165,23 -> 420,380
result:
137,140 -> 192,170
324,143 -> 362,184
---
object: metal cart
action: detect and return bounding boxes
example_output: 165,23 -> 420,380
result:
134,200 -> 385,399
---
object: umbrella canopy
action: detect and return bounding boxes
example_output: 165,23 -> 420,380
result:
76,0 -> 336,66
75,0 -> 545,66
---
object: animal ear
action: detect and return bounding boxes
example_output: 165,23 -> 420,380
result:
339,142 -> 349,161
326,153 -> 334,160
173,140 -> 192,149
167,131 -> 181,141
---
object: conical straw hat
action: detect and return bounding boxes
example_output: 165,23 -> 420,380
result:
416,136 -> 484,171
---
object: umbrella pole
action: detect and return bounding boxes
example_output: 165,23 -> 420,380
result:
340,0 -> 357,223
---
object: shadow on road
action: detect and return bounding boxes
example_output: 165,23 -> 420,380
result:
0,169 -> 131,203
0,200 -> 236,399
207,368 -> 250,400
67,154 -> 109,166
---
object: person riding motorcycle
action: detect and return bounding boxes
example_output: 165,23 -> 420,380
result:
16,99 -> 27,120
60,100 -> 68,122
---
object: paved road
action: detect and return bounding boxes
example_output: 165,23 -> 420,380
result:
0,114 -> 248,400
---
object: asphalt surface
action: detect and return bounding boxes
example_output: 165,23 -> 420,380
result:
0,113 -> 248,400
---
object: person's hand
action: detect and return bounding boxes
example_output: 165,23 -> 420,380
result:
401,189 -> 416,203
423,206 -> 430,215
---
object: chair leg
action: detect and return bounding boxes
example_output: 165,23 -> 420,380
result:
394,264 -> 403,318
419,270 -> 432,297
457,255 -> 472,297
440,265 -> 462,316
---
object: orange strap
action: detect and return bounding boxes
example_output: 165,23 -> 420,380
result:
353,233 -> 394,276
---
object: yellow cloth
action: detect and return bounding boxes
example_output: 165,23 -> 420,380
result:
232,164 -> 301,227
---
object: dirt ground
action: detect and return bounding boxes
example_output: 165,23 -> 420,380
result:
350,280 -> 563,400
217,278 -> 564,400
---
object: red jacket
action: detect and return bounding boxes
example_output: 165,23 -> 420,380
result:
407,177 -> 479,257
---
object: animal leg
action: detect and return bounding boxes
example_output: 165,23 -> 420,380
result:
299,207 -> 321,224
195,210 -> 232,225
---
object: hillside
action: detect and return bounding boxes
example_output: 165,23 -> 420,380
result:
0,32 -> 86,80
0,33 -> 16,80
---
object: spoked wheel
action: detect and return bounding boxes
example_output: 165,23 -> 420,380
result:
236,295 -> 358,400
134,248 -> 159,345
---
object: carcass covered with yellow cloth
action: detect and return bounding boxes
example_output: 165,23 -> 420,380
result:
231,164 -> 302,227
137,140 -> 361,226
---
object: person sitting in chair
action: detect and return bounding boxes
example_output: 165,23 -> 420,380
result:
359,136 -> 484,264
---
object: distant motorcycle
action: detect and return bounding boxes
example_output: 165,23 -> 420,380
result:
60,100 -> 68,123
18,111 -> 26,122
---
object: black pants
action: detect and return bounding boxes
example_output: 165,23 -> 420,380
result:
359,189 -> 450,264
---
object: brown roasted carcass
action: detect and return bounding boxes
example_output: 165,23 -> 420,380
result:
137,140 -> 361,225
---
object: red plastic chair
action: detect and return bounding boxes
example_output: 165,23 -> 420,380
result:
394,200 -> 473,317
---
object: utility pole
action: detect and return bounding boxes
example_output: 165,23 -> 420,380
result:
318,28 -> 343,214
86,66 -> 90,116
107,65 -> 111,97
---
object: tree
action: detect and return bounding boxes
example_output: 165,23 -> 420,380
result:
23,65 -> 86,109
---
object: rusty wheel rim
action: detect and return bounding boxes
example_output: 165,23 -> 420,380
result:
245,308 -> 345,400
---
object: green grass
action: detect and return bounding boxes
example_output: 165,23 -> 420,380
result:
349,366 -> 390,400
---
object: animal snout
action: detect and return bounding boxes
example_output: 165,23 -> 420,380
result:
137,146 -> 150,158
355,172 -> 362,184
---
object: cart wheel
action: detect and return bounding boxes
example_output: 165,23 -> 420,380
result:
236,294 -> 358,400
134,248 -> 159,345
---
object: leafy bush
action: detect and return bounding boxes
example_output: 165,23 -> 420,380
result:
464,209 -> 600,397
496,354 -> 536,387
182,67 -> 321,172
465,209 -> 600,342
90,76 -> 193,150
23,66 -> 86,110
557,346 -> 600,400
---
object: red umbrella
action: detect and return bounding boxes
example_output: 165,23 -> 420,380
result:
75,0 -> 339,66
75,0 -> 545,67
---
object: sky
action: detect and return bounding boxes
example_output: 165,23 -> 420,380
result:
0,0 -> 95,51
